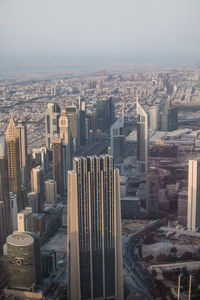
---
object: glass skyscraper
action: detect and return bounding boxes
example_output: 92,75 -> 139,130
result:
67,155 -> 123,300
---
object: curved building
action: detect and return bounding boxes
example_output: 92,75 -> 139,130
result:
7,232 -> 40,290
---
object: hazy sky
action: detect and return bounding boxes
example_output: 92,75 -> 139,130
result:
0,0 -> 200,65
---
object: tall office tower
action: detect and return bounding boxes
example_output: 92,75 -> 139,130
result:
96,97 -> 115,131
17,207 -> 33,232
9,192 -> 18,231
0,136 -> 9,225
66,106 -> 80,152
160,98 -> 178,131
52,138 -> 64,196
7,232 -> 41,290
85,117 -> 90,141
31,166 -> 44,212
6,115 -> 22,211
18,119 -> 28,187
45,179 -> 57,205
146,167 -> 159,219
67,155 -> 123,300
149,105 -> 159,131
136,100 -> 149,173
0,202 -> 7,254
32,147 -> 48,174
187,159 -> 200,231
27,192 -> 39,214
59,108 -> 71,177
110,113 -> 125,165
45,103 -> 61,149
77,97 -> 86,145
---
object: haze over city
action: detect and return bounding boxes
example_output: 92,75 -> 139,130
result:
0,0 -> 200,71
1,1 -> 200,300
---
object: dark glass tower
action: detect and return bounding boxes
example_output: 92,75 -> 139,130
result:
67,155 -> 123,300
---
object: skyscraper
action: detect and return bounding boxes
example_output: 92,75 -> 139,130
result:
6,115 -> 22,211
18,119 -> 28,187
96,98 -> 115,131
45,103 -> 61,149
67,155 -> 123,300
146,167 -> 159,219
59,108 -> 71,179
52,138 -> 64,196
149,105 -> 159,132
0,136 -> 9,216
45,179 -> 57,205
187,159 -> 200,231
66,106 -> 80,152
0,201 -> 7,254
110,112 -> 125,164
160,98 -> 178,131
31,166 -> 44,212
136,100 -> 149,173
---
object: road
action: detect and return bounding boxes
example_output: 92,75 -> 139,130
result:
123,218 -> 172,299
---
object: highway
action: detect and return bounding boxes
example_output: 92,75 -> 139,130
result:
123,218 -> 172,299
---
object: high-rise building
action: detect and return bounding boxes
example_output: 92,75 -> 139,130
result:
18,119 -> 28,187
0,136 -> 9,232
52,138 -> 64,196
67,155 -> 123,300
9,192 -> 18,232
6,115 -> 22,211
45,103 -> 61,149
146,167 -> 159,219
17,207 -> 33,232
160,99 -> 178,131
66,106 -> 80,152
59,108 -> 71,185
32,147 -> 48,174
45,179 -> 57,205
110,112 -> 125,164
0,201 -> 7,254
77,97 -> 86,146
27,192 -> 39,214
149,105 -> 159,132
136,100 -> 149,173
96,98 -> 115,131
178,190 -> 188,226
31,166 -> 44,212
7,232 -> 41,290
187,159 -> 200,231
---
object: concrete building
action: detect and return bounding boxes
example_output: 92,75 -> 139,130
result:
27,192 -> 39,214
17,207 -> 33,232
6,115 -> 22,211
110,112 -> 125,164
67,155 -> 123,300
136,100 -> 149,173
187,159 -> 200,231
52,138 -> 64,196
45,179 -> 57,205
32,147 -> 48,174
146,167 -> 159,219
45,103 -> 61,149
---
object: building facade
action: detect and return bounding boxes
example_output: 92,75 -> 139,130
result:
187,159 -> 200,231
136,100 -> 149,173
45,103 -> 61,149
67,155 -> 123,300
